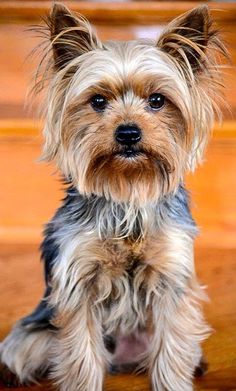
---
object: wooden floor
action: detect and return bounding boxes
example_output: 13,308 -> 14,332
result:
0,1 -> 236,390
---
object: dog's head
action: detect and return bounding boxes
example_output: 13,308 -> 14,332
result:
41,3 -> 225,206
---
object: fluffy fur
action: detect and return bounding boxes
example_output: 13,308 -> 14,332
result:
0,3 -> 226,391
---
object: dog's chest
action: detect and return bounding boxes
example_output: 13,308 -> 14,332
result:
98,237 -> 156,331
101,237 -> 147,274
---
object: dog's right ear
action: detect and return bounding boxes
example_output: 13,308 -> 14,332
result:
48,3 -> 101,69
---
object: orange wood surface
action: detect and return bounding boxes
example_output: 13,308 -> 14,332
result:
1,2 -> 236,24
0,2 -> 236,390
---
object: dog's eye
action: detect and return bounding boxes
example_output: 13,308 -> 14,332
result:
148,93 -> 165,110
90,94 -> 107,112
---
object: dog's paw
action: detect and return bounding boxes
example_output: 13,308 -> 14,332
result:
194,357 -> 208,377
0,362 -> 22,388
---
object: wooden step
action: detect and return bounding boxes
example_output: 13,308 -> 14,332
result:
1,1 -> 236,24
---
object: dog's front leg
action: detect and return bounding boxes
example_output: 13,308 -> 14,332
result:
49,239 -> 109,391
51,300 -> 107,391
149,287 -> 209,391
145,228 -> 210,391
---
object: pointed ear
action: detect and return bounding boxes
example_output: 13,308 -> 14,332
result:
48,3 -> 101,69
157,5 -> 215,73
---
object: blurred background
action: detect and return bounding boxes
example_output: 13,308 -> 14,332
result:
0,1 -> 236,390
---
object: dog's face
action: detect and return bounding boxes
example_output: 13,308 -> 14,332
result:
42,4 -> 224,205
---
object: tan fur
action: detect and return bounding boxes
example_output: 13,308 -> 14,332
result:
51,304 -> 107,391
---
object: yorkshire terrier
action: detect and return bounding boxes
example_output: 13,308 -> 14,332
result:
0,3 -> 226,390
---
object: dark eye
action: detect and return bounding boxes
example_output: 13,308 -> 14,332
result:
90,94 -> 107,112
148,93 -> 165,110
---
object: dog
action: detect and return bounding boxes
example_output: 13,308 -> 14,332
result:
0,3 -> 226,390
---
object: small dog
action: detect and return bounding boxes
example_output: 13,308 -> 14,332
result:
0,3 -> 226,390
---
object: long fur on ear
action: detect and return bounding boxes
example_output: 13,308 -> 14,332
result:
157,5 -> 228,170
157,5 -> 227,77
48,2 -> 102,69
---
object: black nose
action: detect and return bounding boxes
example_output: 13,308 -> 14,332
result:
115,124 -> 141,146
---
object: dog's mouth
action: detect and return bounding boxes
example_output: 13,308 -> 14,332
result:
112,147 -> 174,177
115,147 -> 146,159
88,148 -> 174,189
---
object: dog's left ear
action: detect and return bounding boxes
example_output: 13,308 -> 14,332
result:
157,5 -> 215,73
49,2 -> 101,69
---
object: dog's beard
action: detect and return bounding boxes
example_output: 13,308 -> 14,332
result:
66,143 -> 181,205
